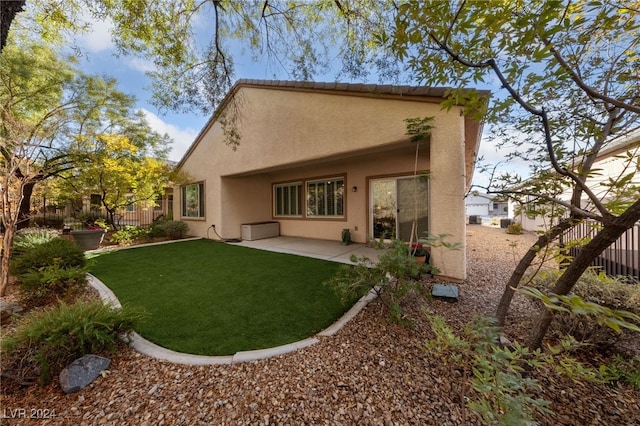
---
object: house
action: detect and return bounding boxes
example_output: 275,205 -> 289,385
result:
511,128 -> 640,231
509,128 -> 640,279
175,80 -> 489,280
466,193 -> 509,218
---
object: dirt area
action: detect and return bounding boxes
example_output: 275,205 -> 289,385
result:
1,225 -> 639,425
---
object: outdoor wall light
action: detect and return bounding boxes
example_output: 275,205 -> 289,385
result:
352,186 -> 358,192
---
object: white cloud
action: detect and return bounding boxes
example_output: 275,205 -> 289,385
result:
127,57 -> 157,74
75,12 -> 115,53
472,135 -> 531,189
140,109 -> 199,162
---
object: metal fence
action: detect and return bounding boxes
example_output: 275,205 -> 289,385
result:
27,195 -> 171,230
561,220 -> 640,281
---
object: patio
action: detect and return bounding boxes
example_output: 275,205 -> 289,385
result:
228,236 -> 384,264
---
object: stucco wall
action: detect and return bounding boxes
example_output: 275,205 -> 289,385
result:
176,85 -> 471,280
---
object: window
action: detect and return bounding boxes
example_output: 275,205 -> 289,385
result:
126,201 -> 136,212
90,194 -> 101,211
181,182 -> 205,218
306,177 -> 344,217
274,182 -> 302,217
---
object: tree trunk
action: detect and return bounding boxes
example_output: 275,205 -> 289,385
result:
16,180 -> 34,230
0,1 -> 25,51
495,217 -> 577,326
526,199 -> 640,349
0,224 -> 15,297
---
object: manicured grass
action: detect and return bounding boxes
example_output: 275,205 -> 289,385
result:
88,239 -> 350,355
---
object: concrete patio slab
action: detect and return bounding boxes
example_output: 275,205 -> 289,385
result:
229,236 -> 383,264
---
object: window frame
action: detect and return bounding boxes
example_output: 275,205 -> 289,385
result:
181,182 -> 205,219
305,176 -> 345,218
273,182 -> 303,217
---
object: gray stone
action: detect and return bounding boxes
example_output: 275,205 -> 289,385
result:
59,355 -> 110,394
0,300 -> 23,322
432,284 -> 459,302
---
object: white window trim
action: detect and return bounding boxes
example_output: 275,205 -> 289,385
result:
306,176 -> 345,218
181,182 -> 205,219
273,182 -> 303,217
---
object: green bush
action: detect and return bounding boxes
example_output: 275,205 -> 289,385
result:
10,237 -> 87,276
30,216 -> 65,229
523,269 -> 640,347
162,220 -> 189,239
505,222 -> 523,235
148,220 -> 168,238
12,228 -> 61,257
425,315 -> 553,424
597,355 -> 640,389
325,239 -> 433,324
111,225 -> 151,246
1,300 -> 146,385
18,264 -> 87,303
75,212 -> 109,228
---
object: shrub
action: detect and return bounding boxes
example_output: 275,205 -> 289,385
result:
30,216 -> 65,229
522,269 -> 640,348
162,220 -> 189,239
10,237 -> 87,276
597,355 -> 640,389
325,239 -> 433,324
1,300 -> 146,385
12,228 -> 60,257
111,225 -> 151,246
75,212 -> 109,228
425,315 -> 553,424
18,263 -> 88,304
148,220 -> 168,238
505,222 -> 523,235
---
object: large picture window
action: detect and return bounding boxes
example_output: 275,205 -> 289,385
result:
306,177 -> 344,217
181,182 -> 205,218
274,182 -> 302,217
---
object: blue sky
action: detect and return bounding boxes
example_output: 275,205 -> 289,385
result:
66,10 -> 524,188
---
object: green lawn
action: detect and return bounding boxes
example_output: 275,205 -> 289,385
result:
88,239 -> 350,355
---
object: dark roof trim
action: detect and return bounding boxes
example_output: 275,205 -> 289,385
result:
233,79 -> 491,99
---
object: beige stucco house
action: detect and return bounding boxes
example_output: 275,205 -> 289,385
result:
511,128 -> 640,231
175,80 -> 489,280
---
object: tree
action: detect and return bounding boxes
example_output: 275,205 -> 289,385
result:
8,1 -> 395,113
59,132 -> 172,229
391,0 -> 640,347
1,36 -> 78,296
0,33 -> 172,296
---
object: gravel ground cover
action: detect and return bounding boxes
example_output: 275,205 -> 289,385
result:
2,225 -> 639,425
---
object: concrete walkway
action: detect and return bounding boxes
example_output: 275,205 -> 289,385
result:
228,235 -> 383,264
89,236 -> 383,365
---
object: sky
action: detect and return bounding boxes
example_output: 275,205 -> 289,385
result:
58,8 -> 524,188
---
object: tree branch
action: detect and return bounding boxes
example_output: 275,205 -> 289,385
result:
540,36 -> 640,114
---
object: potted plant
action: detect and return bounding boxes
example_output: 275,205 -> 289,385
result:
411,242 -> 430,264
70,219 -> 108,251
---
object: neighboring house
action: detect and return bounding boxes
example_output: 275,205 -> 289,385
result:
175,80 -> 489,281
78,191 -> 174,227
511,128 -> 640,231
466,193 -> 509,218
509,128 -> 640,279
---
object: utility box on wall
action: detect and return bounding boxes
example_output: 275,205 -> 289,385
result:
241,221 -> 280,241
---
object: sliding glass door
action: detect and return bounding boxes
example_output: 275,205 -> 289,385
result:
370,176 -> 428,241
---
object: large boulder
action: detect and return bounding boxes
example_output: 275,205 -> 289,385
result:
59,355 -> 110,394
